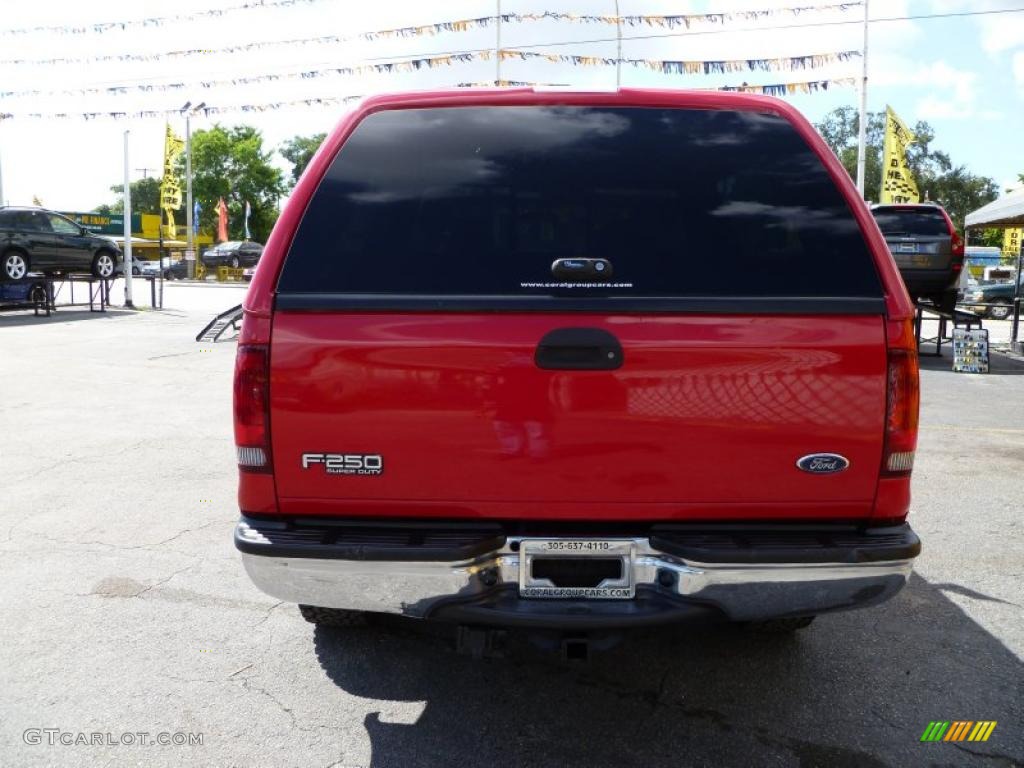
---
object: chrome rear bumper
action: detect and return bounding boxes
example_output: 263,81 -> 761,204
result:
237,519 -> 917,625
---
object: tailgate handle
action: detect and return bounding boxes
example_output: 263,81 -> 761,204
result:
535,328 -> 623,370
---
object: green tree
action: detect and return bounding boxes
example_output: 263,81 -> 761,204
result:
280,133 -> 326,185
815,107 -> 998,230
180,124 -> 285,242
104,177 -> 162,215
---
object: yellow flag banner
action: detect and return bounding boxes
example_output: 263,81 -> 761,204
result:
1003,228 -> 1023,258
880,106 -> 919,204
160,123 -> 185,237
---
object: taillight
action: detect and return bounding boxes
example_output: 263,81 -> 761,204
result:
941,207 -> 965,257
234,344 -> 272,473
951,232 -> 964,257
882,323 -> 919,476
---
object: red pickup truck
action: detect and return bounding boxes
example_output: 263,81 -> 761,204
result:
234,88 -> 920,640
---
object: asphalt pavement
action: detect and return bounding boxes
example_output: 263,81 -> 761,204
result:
0,285 -> 1021,768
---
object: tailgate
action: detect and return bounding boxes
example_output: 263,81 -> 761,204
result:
886,234 -> 953,272
265,102 -> 894,522
270,312 -> 887,518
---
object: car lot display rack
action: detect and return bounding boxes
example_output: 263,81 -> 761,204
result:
49,274 -> 114,312
913,301 -> 985,358
0,273 -> 168,314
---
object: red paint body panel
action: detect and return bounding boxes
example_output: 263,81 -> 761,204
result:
269,313 -> 887,519
239,88 -> 917,523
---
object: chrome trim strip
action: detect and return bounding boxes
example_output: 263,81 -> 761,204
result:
240,532 -> 914,622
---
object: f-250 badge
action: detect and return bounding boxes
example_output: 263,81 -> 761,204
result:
796,454 -> 849,474
302,453 -> 383,475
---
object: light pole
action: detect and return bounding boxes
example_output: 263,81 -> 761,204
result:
182,101 -> 205,278
495,0 -> 501,85
614,0 -> 622,88
123,130 -> 134,308
855,0 -> 869,198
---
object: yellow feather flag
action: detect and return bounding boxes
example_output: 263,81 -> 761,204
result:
159,122 -> 185,239
880,105 -> 920,204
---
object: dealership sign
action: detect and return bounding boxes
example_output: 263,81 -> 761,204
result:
61,211 -> 142,236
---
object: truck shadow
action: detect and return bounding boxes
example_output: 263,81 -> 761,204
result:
312,573 -> 1022,767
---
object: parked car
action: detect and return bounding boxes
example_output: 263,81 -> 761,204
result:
0,206 -> 123,281
870,202 -> 963,313
162,260 -> 189,280
957,275 -> 980,302
234,89 -> 921,643
961,275 -> 1022,320
128,256 -> 169,277
0,279 -> 47,305
201,241 -> 263,269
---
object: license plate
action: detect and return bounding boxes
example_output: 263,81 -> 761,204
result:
897,243 -> 918,253
518,539 -> 635,599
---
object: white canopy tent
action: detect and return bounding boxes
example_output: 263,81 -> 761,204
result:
964,188 -> 1023,348
965,187 -> 1024,229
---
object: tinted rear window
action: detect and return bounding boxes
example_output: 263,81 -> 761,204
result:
872,208 -> 949,238
279,106 -> 881,298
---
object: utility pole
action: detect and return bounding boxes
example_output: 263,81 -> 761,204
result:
123,130 -> 134,309
495,0 -> 502,85
186,111 -> 194,278
135,167 -> 157,179
855,0 -> 869,198
615,0 -> 622,88
182,101 -> 204,278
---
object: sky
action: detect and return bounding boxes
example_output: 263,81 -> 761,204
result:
0,0 -> 1022,213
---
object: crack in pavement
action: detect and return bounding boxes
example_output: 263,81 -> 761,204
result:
239,678 -> 299,730
8,518 -> 236,555
950,742 -> 1021,766
251,601 -> 285,629
133,562 -> 200,598
15,440 -> 150,485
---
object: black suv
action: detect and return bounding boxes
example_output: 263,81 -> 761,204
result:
870,203 -> 963,313
200,240 -> 263,269
0,207 -> 123,281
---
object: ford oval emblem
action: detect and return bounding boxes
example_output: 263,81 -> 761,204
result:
796,454 -> 850,474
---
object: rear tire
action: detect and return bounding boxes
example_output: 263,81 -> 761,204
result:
936,291 -> 957,315
743,616 -> 815,633
299,604 -> 367,627
988,300 -> 1012,320
3,250 -> 29,281
28,283 -> 47,305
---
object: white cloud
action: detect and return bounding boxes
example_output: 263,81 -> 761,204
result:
868,0 -> 923,50
927,0 -> 1024,54
870,56 -> 993,121
1014,51 -> 1024,93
